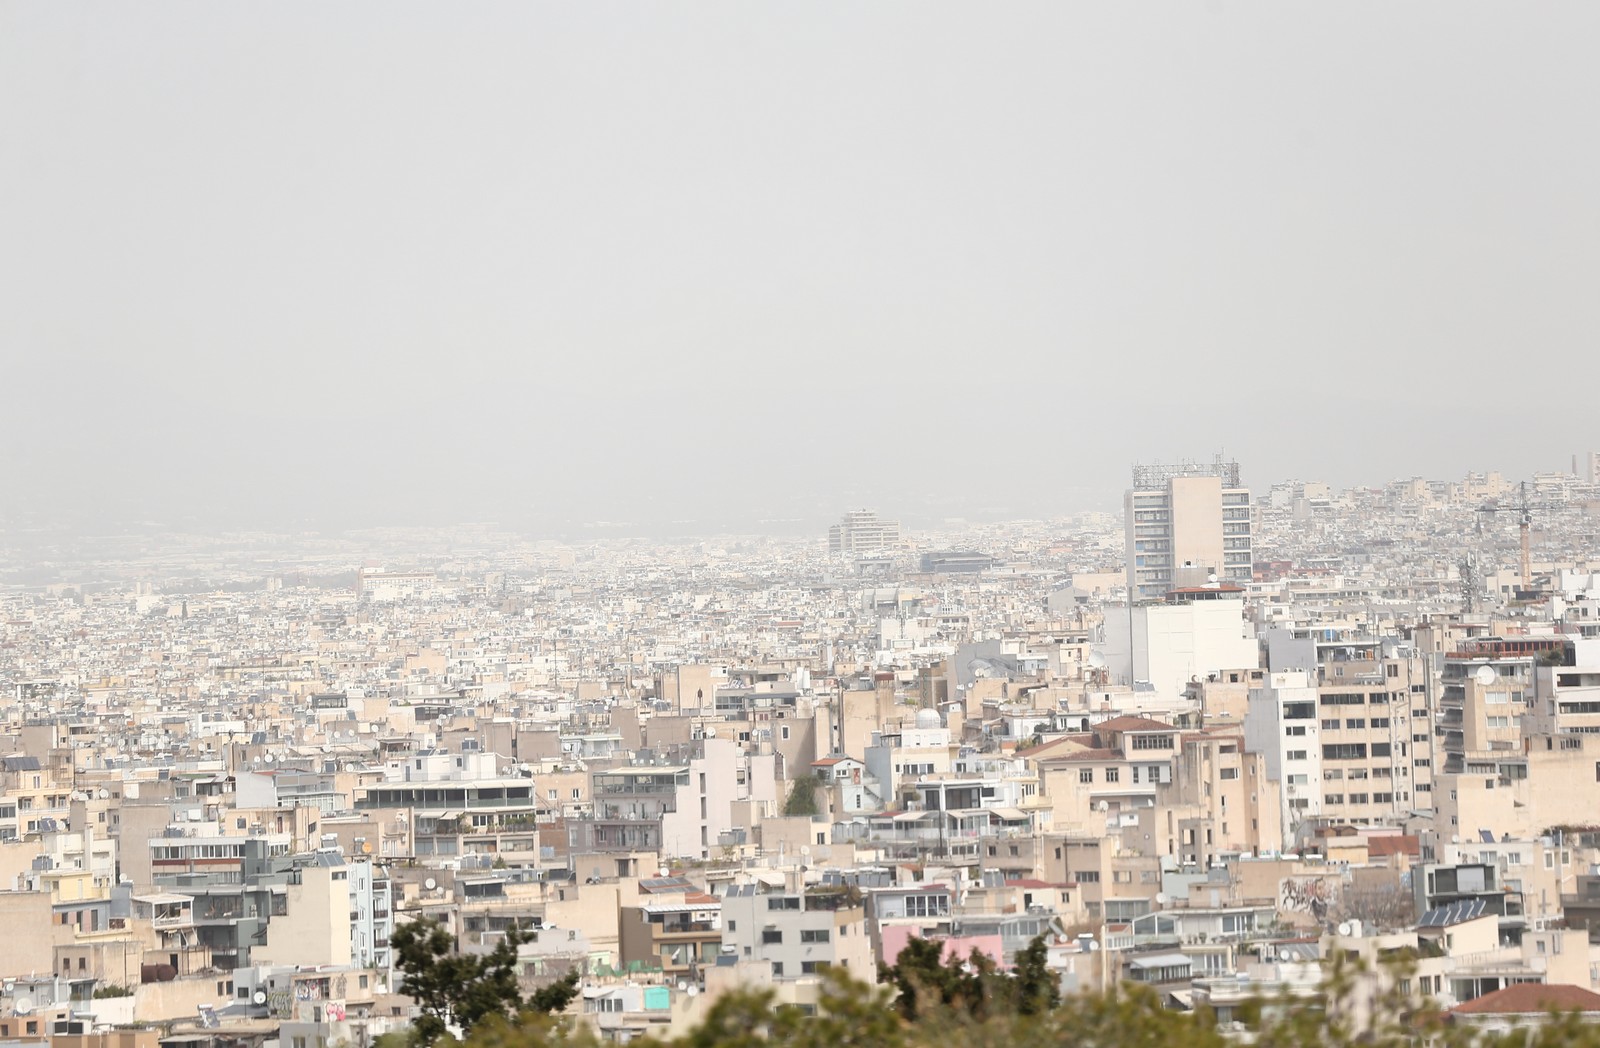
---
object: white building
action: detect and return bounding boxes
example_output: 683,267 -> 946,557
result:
1244,670 -> 1324,846
1099,589 -> 1260,701
828,510 -> 901,555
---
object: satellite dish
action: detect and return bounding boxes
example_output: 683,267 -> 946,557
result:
14,999 -> 32,1015
97,788 -> 109,799
1087,651 -> 1107,669
424,877 -> 437,891
1337,922 -> 1354,937
703,727 -> 715,737
1474,665 -> 1496,686
1154,892 -> 1170,906
253,991 -> 267,1005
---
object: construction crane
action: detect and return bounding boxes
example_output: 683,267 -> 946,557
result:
1474,481 -> 1536,592
1518,482 -> 1535,588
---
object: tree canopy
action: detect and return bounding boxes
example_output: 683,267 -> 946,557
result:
391,916 -> 580,1045
782,776 -> 821,817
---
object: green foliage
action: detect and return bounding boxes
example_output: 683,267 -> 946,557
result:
879,935 -> 1058,1022
782,776 -> 822,817
392,916 -> 580,1046
92,984 -> 134,998
1010,935 -> 1060,1016
437,934 -> 1600,1048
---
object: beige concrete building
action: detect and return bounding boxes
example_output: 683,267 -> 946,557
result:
1125,459 -> 1252,601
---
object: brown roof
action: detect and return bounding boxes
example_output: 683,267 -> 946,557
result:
1452,984 -> 1600,1015
1095,715 -> 1177,733
1367,836 -> 1421,858
1016,734 -> 1096,760
1044,748 -> 1121,763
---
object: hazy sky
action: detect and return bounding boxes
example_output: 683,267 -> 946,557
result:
4,3 -> 1599,532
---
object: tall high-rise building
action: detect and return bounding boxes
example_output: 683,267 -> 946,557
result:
1124,457 -> 1252,601
828,509 -> 900,554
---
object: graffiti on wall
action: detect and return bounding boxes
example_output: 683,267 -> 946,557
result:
1278,876 -> 1337,922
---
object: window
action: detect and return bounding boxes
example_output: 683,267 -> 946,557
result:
1286,726 -> 1307,736
904,894 -> 949,918
1220,768 -> 1239,780
1371,743 -> 1392,757
763,929 -> 784,944
1079,769 -> 1093,784
1287,750 -> 1307,761
1322,719 -> 1342,731
1324,743 -> 1368,760
727,921 -> 737,932
800,929 -> 831,943
801,961 -> 829,973
1131,734 -> 1174,751
1345,719 -> 1365,730
1105,768 -> 1120,783
1075,871 -> 1100,883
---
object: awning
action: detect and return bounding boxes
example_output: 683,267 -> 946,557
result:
1129,952 -> 1192,969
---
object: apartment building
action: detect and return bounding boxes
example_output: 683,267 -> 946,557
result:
619,891 -> 722,979
1244,671 -> 1324,840
1098,588 -> 1259,699
827,510 -> 901,556
719,881 -> 871,980
1124,458 -> 1253,601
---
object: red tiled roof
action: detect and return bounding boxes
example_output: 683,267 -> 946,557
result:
1453,984 -> 1600,1015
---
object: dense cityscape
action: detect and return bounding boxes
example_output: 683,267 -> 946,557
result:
3,454 -> 1600,1044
